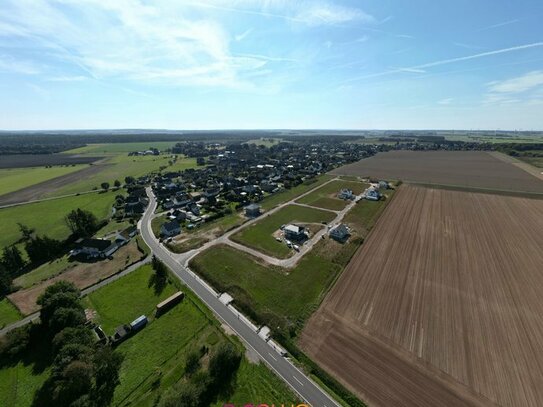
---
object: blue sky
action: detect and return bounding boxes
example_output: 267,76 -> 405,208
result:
0,0 -> 542,130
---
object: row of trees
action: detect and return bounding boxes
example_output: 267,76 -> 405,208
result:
35,282 -> 124,406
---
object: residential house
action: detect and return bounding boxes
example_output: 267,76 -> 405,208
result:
284,224 -> 307,241
338,189 -> 355,200
160,220 -> 181,237
71,238 -> 118,259
329,224 -> 350,242
244,203 -> 261,218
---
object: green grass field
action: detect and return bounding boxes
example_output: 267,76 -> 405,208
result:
191,244 -> 342,330
518,156 -> 543,168
13,256 -> 72,290
48,155 -> 198,196
0,298 -> 22,328
260,175 -> 333,210
231,205 -> 336,258
0,191 -> 116,248
81,264 -> 295,407
0,362 -> 50,407
0,165 -> 88,197
296,180 -> 367,210
62,142 -> 180,155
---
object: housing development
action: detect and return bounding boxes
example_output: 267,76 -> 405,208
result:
0,130 -> 542,407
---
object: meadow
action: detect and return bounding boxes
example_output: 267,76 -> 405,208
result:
0,190 -> 116,248
296,179 -> 366,210
81,265 -> 296,406
0,165 -> 88,197
62,142 -> 180,155
231,205 -> 336,258
259,175 -> 333,210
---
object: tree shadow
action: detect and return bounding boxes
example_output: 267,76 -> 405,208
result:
147,272 -> 167,296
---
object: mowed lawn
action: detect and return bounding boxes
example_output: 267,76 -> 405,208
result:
0,191 -> 116,248
0,165 -> 88,197
0,298 -> 21,328
231,205 -> 336,258
49,154 -> 198,196
82,264 -> 296,407
296,180 -> 367,210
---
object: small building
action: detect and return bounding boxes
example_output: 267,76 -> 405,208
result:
338,189 -> 355,200
115,226 -> 138,246
379,181 -> 390,189
329,224 -> 350,242
160,220 -> 181,237
244,203 -> 261,218
112,325 -> 130,343
156,291 -> 184,317
284,224 -> 307,241
71,238 -> 118,259
130,315 -> 148,332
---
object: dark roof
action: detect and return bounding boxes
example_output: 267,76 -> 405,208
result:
76,238 -> 112,251
245,203 -> 261,211
162,220 -> 181,232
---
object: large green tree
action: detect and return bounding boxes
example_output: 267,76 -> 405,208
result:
65,209 -> 99,238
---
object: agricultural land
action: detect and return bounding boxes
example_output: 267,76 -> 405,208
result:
301,185 -> 543,407
332,150 -> 543,193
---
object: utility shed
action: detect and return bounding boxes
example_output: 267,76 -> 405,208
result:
130,315 -> 148,332
156,291 -> 184,317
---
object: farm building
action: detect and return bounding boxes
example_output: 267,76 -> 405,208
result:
161,220 -> 181,237
244,203 -> 261,218
130,315 -> 148,332
284,224 -> 307,241
330,224 -> 350,242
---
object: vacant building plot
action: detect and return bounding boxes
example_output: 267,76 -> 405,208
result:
231,204 -> 336,258
300,185 -> 543,407
331,151 -> 543,193
296,179 -> 367,210
8,241 -> 143,315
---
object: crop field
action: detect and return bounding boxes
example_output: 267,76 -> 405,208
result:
48,154 -> 198,196
296,179 -> 367,210
0,191 -> 116,248
231,204 -> 336,258
62,141 -> 180,155
332,150 -> 543,193
300,185 -> 543,407
0,165 -> 88,197
0,154 -> 100,169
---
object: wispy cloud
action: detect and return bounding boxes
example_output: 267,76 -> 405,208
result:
438,98 -> 453,105
235,28 -> 253,41
487,71 -> 543,93
47,75 -> 88,82
477,18 -> 520,32
0,55 -> 41,74
344,42 -> 543,83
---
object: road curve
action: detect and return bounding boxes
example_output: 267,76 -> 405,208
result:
140,187 -> 339,407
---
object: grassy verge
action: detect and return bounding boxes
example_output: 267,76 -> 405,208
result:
231,205 -> 336,259
0,298 -> 22,328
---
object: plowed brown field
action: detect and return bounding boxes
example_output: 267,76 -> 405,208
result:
331,151 -> 543,193
300,185 -> 543,407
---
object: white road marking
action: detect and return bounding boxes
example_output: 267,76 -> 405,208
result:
268,352 -> 277,361
293,376 -> 304,386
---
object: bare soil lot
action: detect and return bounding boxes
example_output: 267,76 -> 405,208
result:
301,185 -> 543,407
0,154 -> 102,168
331,151 -> 543,193
0,164 -> 110,206
8,241 -> 142,315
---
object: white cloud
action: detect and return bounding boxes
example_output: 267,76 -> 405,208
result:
0,55 -> 41,74
295,2 -> 374,26
235,28 -> 253,41
487,71 -> 543,94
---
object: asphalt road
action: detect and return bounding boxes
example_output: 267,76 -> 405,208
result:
140,187 -> 339,407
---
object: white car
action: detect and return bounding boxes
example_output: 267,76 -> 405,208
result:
293,245 -> 300,252
275,237 -> 282,242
